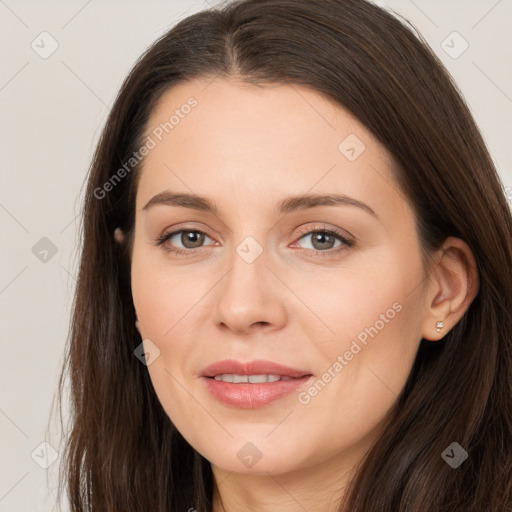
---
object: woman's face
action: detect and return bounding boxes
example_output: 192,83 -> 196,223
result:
130,77 -> 430,478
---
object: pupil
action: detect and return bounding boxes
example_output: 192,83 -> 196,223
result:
314,232 -> 333,249
183,231 -> 203,248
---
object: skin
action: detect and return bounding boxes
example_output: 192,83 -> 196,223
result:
118,77 -> 478,512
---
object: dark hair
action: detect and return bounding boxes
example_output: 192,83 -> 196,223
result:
52,0 -> 512,510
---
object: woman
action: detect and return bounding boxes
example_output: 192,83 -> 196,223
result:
54,0 -> 512,510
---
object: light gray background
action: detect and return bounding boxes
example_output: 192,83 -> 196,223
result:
0,0 -> 511,511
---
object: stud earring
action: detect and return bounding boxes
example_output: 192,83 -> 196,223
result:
436,321 -> 444,333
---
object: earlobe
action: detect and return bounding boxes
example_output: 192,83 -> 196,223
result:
134,307 -> 141,335
421,236 -> 479,341
114,227 -> 125,244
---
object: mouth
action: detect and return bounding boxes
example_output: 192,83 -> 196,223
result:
200,360 -> 314,408
200,359 -> 312,379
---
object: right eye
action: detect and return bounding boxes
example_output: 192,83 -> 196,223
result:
154,228 -> 216,255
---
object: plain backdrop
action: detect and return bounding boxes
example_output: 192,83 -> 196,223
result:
0,0 -> 511,510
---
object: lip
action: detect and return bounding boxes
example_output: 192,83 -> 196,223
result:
200,359 -> 314,409
200,359 -> 311,378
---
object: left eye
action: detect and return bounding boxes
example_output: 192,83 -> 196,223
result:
294,230 -> 346,251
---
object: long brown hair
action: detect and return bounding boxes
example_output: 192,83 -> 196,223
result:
52,0 -> 512,510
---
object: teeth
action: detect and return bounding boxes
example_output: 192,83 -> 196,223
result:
213,374 -> 293,383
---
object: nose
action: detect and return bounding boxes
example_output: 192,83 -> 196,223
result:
213,248 -> 288,336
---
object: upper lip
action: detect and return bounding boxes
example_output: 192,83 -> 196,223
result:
201,359 -> 312,378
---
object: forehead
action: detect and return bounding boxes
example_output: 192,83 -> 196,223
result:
136,77 -> 407,220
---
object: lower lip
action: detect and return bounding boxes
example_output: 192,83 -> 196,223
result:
201,375 -> 314,409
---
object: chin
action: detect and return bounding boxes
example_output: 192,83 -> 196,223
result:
197,441 -> 309,476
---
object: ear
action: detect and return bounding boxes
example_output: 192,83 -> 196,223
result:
421,236 -> 479,341
114,227 -> 125,244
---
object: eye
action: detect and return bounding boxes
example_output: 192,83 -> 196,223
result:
155,229 -> 215,254
292,225 -> 354,256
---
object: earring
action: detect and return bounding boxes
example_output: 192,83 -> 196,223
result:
436,321 -> 444,333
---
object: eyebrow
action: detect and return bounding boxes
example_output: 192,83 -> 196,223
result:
142,191 -> 378,218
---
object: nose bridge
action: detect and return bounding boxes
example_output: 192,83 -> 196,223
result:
224,233 -> 270,301
213,231 -> 286,332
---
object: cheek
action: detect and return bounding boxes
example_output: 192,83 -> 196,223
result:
131,260 -> 206,432
133,275 -> 213,342
295,256 -> 424,434
130,238 -> 207,338
291,247 -> 419,349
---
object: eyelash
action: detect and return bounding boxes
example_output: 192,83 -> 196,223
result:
154,225 -> 355,258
